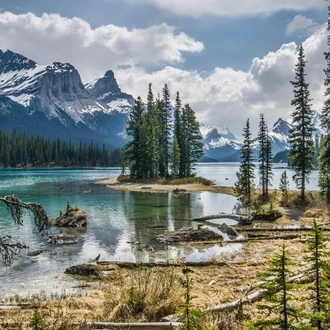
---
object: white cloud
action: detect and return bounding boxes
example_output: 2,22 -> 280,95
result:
286,15 -> 318,36
0,11 -> 326,138
115,25 -> 327,137
120,0 -> 326,17
0,12 -> 203,82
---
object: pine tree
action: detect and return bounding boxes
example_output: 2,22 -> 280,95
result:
234,118 -> 255,203
123,96 -> 148,179
319,3 -> 330,201
246,245 -> 299,330
258,113 -> 273,198
146,83 -> 159,179
157,83 -> 172,178
288,44 -> 315,201
180,104 -> 204,177
303,220 -> 330,329
279,170 -> 290,204
170,135 -> 180,178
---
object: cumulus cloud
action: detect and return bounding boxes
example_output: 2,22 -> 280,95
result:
0,11 -> 326,137
0,11 -> 204,82
286,15 -> 318,36
115,25 -> 327,137
119,0 -> 326,17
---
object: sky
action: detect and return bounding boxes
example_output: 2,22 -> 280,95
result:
0,0 -> 328,137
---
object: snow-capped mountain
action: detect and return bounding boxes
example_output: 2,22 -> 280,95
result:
85,70 -> 134,114
201,111 -> 322,162
0,49 -> 133,147
200,123 -> 242,161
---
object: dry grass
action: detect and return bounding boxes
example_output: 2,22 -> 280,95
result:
1,187 -> 330,329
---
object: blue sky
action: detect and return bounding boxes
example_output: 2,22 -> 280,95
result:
0,0 -> 328,136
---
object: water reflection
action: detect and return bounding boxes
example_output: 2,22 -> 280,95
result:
0,168 -> 243,297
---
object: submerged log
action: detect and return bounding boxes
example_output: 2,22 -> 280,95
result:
50,208 -> 87,227
156,227 -> 223,244
192,214 -> 253,225
48,233 -> 78,244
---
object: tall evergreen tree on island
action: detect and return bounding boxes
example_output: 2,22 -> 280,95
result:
123,85 -> 204,180
319,2 -> 330,201
180,104 -> 204,177
288,44 -> 314,201
258,113 -> 273,198
157,83 -> 172,178
234,118 -> 255,203
123,96 -> 149,179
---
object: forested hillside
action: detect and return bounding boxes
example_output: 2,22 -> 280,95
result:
0,129 -> 122,168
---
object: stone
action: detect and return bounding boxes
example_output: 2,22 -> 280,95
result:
218,223 -> 238,237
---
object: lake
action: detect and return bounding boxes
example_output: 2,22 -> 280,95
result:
0,163 -> 319,299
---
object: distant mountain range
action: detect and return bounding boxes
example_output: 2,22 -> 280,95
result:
200,111 -> 322,162
0,49 -> 133,149
0,49 -> 323,162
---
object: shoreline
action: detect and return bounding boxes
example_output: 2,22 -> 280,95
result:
97,177 -> 236,195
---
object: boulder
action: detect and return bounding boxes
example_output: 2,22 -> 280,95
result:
218,223 -> 238,237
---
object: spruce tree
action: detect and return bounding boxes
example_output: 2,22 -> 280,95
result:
303,220 -> 330,329
258,113 -> 273,198
288,44 -> 315,201
146,83 -> 159,179
234,118 -> 255,203
319,2 -> 330,201
180,104 -> 204,177
123,96 -> 148,179
279,170 -> 290,204
157,83 -> 172,178
246,245 -> 299,330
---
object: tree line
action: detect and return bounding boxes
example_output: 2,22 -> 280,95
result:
122,83 -> 204,179
0,129 -> 122,168
235,25 -> 330,203
246,220 -> 330,329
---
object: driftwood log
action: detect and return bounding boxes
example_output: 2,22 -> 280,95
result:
156,226 -> 223,244
71,321 -> 181,329
192,214 -> 253,225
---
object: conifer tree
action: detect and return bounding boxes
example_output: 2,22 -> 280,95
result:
146,83 -> 159,179
246,245 -> 299,330
123,96 -> 147,179
319,2 -> 330,201
170,135 -> 180,177
234,118 -> 255,203
279,170 -> 290,204
157,83 -> 172,178
303,220 -> 330,329
180,104 -> 204,177
258,113 -> 273,198
288,44 -> 315,201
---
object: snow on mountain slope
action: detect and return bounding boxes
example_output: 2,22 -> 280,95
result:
85,70 -> 134,114
0,49 -> 132,147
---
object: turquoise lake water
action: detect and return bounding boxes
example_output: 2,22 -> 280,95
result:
0,163 -> 319,298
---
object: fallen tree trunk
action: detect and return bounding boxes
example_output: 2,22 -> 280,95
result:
71,321 -> 181,329
163,269 -> 314,321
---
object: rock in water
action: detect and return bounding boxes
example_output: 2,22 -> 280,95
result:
48,233 -> 78,244
50,208 -> 87,227
218,223 -> 238,237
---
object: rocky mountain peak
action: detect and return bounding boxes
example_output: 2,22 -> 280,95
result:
85,70 -> 134,110
0,49 -> 37,74
272,117 -> 292,135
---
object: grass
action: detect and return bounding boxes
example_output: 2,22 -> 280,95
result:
117,174 -> 214,186
0,189 -> 330,329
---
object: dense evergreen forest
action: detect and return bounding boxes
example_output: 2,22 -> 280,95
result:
123,83 -> 204,179
0,129 -> 122,168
